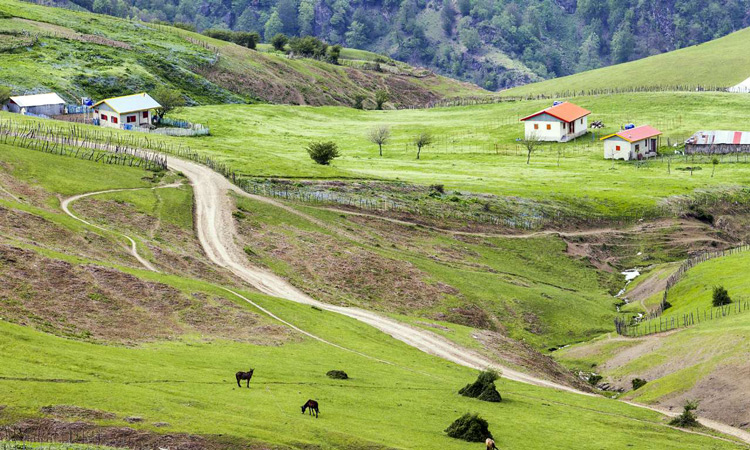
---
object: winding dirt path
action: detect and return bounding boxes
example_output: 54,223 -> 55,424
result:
52,144 -> 750,445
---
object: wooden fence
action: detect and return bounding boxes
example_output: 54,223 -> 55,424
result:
614,244 -> 750,337
0,120 -> 167,171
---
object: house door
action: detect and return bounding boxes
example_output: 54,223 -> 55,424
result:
569,121 -> 575,134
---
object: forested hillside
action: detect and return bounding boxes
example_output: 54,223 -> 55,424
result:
50,0 -> 750,90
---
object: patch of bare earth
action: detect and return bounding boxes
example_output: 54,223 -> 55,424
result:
0,244 -> 289,345
473,330 -> 592,391
0,417 -> 271,450
74,196 -> 241,285
236,220 -> 457,312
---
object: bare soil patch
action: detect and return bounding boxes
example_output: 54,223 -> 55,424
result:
40,405 -> 116,421
0,244 -> 289,345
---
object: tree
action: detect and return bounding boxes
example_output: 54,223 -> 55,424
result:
271,33 -> 288,51
277,0 -> 299,35
298,0 -> 315,36
374,89 -> 389,110
441,0 -> 456,35
328,44 -> 342,64
0,85 -> 11,105
711,157 -> 719,177
611,26 -> 635,64
368,125 -> 391,156
669,400 -> 699,427
306,141 -> 340,165
152,86 -> 185,119
345,20 -> 367,49
264,11 -> 283,41
413,132 -> 433,160
289,36 -> 328,58
353,94 -> 366,110
521,133 -> 541,165
445,413 -> 493,442
712,286 -> 731,307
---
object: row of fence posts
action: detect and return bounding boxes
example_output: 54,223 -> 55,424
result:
615,244 -> 750,337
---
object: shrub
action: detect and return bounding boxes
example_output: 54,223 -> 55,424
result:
712,286 -> 731,307
632,378 -> 647,390
669,400 -> 699,427
429,184 -> 445,194
289,36 -> 328,58
203,29 -> 258,49
459,369 -> 502,402
306,141 -> 340,165
374,89 -> 389,110
587,374 -> 603,386
328,44 -> 342,64
326,370 -> 349,380
353,94 -> 366,110
445,413 -> 493,442
271,33 -> 288,51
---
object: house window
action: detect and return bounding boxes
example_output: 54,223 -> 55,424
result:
142,111 -> 148,119
101,114 -> 108,121
534,124 -> 539,130
616,145 -> 621,151
112,116 -> 118,124
635,144 -> 640,151
127,115 -> 136,123
546,124 -> 551,130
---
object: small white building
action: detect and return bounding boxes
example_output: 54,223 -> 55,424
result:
601,125 -> 661,160
93,93 -> 161,130
7,93 -> 66,116
520,102 -> 591,142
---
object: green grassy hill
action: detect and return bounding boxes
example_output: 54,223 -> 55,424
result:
503,27 -> 750,97
0,141 -> 741,449
555,250 -> 750,430
0,0 -> 483,107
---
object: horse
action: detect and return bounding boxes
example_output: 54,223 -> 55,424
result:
235,369 -> 254,388
485,438 -> 498,450
301,399 -> 319,418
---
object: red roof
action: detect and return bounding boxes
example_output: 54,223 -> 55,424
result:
601,125 -> 662,143
520,102 -> 592,123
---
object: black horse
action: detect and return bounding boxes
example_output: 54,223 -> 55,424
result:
235,369 -> 254,388
301,399 -> 319,418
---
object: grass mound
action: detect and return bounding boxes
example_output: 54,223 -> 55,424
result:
326,370 -> 349,380
459,369 -> 502,403
445,413 -> 493,442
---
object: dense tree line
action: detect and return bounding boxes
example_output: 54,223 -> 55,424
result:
66,0 -> 750,90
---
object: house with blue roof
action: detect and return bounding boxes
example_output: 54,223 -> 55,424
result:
93,93 -> 161,130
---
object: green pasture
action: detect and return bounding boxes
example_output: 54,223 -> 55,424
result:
503,27 -> 750,97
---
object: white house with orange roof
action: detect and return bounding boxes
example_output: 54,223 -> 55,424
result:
601,125 -> 661,160
520,101 -> 591,142
93,93 -> 161,130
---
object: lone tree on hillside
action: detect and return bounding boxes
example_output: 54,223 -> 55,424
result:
0,85 -> 11,105
367,125 -> 391,156
459,369 -> 502,402
712,285 -> 732,307
712,157 -> 719,177
413,132 -> 433,160
445,413 -> 493,442
153,86 -> 185,120
669,400 -> 699,428
271,33 -> 288,51
521,133 -> 541,165
374,89 -> 389,110
306,141 -> 340,165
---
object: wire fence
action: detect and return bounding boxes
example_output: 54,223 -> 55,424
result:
615,244 -> 750,337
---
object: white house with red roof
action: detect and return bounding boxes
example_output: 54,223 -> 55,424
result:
520,102 -> 591,142
92,93 -> 161,130
601,125 -> 661,160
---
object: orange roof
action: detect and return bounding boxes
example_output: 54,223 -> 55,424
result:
520,102 -> 591,123
601,125 -> 662,143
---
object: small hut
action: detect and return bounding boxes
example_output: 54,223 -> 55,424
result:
93,93 -> 161,130
685,131 -> 750,154
601,125 -> 661,160
7,93 -> 66,116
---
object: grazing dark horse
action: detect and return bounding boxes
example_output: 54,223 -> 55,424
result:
301,399 -> 319,418
235,369 -> 254,388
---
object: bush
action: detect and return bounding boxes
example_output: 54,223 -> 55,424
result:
669,400 -> 699,427
353,94 -> 366,110
203,29 -> 258,49
459,369 -> 502,402
306,141 -> 340,165
429,184 -> 445,194
712,286 -> 731,307
445,413 -> 493,442
271,33 -> 288,51
632,378 -> 647,390
587,374 -> 603,386
328,44 -> 342,64
289,36 -> 328,58
326,370 -> 349,380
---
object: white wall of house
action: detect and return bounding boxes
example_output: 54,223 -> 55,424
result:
94,104 -> 152,129
524,113 -> 565,141
524,113 -> 589,142
603,136 -> 656,160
